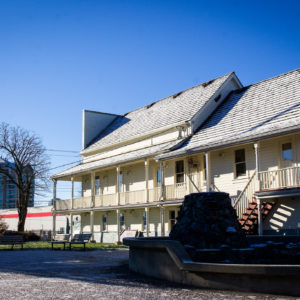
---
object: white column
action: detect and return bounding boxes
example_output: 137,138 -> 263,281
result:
53,179 -> 57,210
254,142 -> 261,191
90,211 -> 94,241
184,158 -> 190,195
257,197 -> 263,236
205,152 -> 211,192
145,159 -> 149,203
52,213 -> 56,240
71,177 -> 74,209
91,172 -> 95,208
145,207 -> 149,237
160,161 -> 166,201
116,166 -> 120,205
70,213 -> 74,237
117,209 -> 121,244
160,206 -> 165,236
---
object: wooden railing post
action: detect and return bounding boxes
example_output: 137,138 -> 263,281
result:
145,159 -> 149,203
205,152 -> 211,192
90,210 -> 94,241
184,158 -> 190,195
117,209 -> 121,244
71,177 -> 74,209
91,172 -> 95,208
53,179 -> 57,210
52,213 -> 56,240
160,206 -> 165,236
160,161 -> 166,201
257,197 -> 263,236
116,166 -> 120,205
254,142 -> 260,191
145,207 -> 149,237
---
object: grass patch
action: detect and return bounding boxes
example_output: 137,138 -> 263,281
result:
0,242 -> 128,251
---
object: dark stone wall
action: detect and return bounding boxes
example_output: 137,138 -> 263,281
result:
169,192 -> 248,249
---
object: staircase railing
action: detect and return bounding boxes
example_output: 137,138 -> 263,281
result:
210,183 -> 221,192
233,171 -> 257,218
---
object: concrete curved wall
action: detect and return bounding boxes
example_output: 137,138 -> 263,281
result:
124,237 -> 300,297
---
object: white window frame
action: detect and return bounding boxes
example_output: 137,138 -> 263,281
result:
234,148 -> 247,179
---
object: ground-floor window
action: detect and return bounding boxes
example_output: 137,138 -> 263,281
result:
120,213 -> 125,230
169,210 -> 177,231
142,211 -> 147,231
102,214 -> 107,231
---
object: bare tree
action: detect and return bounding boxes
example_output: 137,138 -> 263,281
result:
0,123 -> 50,232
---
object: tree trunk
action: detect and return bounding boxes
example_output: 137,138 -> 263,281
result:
18,207 -> 27,232
17,193 -> 28,232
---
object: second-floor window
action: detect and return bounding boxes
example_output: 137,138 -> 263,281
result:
156,169 -> 161,185
119,172 -> 123,192
282,143 -> 293,161
234,149 -> 246,178
175,160 -> 184,184
95,176 -> 100,195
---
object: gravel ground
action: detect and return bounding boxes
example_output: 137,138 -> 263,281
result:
0,249 -> 295,300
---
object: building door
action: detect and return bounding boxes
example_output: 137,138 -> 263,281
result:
279,142 -> 294,187
188,160 -> 200,193
280,142 -> 293,169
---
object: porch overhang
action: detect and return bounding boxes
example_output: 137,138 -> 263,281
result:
254,188 -> 300,199
51,140 -> 179,181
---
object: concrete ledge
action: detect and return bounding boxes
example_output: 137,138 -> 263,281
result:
124,237 -> 300,296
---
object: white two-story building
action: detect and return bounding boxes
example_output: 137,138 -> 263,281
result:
52,68 -> 300,242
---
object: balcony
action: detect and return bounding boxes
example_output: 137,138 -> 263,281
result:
55,183 -> 189,211
259,166 -> 300,191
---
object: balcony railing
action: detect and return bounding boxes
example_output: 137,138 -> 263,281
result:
55,182 -> 192,211
120,189 -> 145,205
73,197 -> 91,209
165,182 -> 187,199
149,187 -> 161,202
56,199 -> 72,210
259,166 -> 300,190
95,194 -> 117,207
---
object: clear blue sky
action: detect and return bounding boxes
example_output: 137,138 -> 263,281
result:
0,0 -> 300,203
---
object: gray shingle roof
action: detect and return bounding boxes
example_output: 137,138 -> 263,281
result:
82,72 -> 233,153
52,140 -> 178,179
159,68 -> 300,158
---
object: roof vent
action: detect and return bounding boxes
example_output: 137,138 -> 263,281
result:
146,102 -> 156,109
173,91 -> 183,99
202,79 -> 215,88
214,94 -> 221,103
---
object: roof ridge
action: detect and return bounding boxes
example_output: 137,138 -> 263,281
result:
242,67 -> 300,90
122,72 -> 234,116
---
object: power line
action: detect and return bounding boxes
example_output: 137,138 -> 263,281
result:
48,154 -> 80,157
46,149 -> 79,153
49,160 -> 81,171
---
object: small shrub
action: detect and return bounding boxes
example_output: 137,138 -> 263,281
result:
20,231 -> 41,242
5,231 -> 41,241
0,217 -> 8,236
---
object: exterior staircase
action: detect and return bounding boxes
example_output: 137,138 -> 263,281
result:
238,197 -> 276,234
233,171 -> 276,235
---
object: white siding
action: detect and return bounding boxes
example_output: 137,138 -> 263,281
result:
82,129 -> 179,163
211,144 -> 255,198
